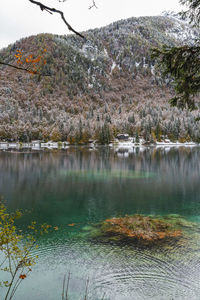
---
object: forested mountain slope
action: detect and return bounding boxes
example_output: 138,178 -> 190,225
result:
0,14 -> 200,143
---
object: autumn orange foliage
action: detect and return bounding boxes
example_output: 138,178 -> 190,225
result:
19,274 -> 27,280
14,48 -> 47,75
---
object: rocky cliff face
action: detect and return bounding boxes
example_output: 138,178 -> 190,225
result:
0,14 -> 199,143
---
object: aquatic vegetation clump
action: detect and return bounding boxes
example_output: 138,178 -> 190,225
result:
97,215 -> 182,242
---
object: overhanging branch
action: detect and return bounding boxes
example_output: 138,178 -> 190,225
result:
0,61 -> 51,76
89,0 -> 98,10
28,0 -> 85,39
0,61 -> 35,73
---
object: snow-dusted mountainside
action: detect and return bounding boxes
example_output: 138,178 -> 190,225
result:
0,15 -> 199,143
161,11 -> 199,43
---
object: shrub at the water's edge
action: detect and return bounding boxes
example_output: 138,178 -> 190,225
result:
86,215 -> 192,243
0,202 -> 51,300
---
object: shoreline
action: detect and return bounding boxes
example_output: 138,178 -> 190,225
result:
110,141 -> 198,148
0,140 -> 199,152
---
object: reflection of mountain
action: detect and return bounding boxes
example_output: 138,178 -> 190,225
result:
0,148 -> 200,222
0,15 -> 200,141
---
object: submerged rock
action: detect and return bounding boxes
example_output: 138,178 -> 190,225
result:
81,225 -> 94,231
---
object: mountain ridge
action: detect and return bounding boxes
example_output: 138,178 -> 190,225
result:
0,15 -> 199,143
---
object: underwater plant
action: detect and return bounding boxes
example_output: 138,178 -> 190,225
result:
93,215 -> 183,242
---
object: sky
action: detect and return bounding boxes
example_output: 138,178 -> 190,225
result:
0,0 -> 184,49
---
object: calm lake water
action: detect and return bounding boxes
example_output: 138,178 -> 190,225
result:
0,146 -> 200,300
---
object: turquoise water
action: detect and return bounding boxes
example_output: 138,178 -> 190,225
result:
0,146 -> 200,299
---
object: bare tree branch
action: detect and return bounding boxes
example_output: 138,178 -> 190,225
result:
28,0 -> 85,39
0,61 -> 50,76
0,61 -> 35,73
89,0 -> 98,10
0,0 -> 86,73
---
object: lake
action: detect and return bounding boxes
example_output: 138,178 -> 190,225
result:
0,146 -> 200,300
